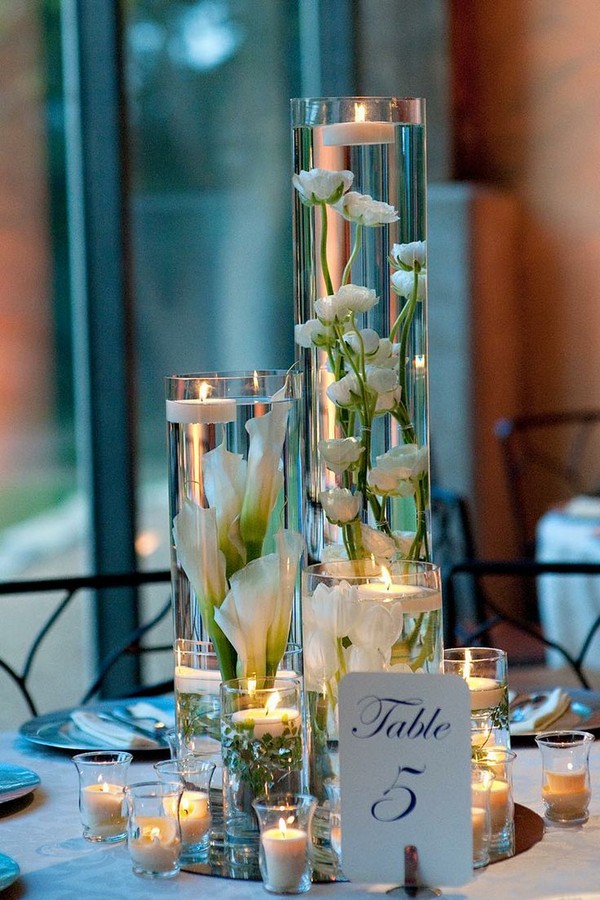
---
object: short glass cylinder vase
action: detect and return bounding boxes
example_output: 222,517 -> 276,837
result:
173,639 -> 221,755
220,677 -> 304,869
252,793 -> 317,895
443,647 -> 510,750
302,558 -> 442,877
292,97 -> 430,565
166,370 -> 303,683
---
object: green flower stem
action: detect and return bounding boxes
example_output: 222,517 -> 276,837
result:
341,222 -> 363,286
319,201 -> 334,296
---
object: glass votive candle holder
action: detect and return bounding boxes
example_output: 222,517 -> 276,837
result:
154,757 -> 216,861
324,777 -> 342,875
471,766 -> 493,869
535,730 -> 594,825
125,780 -> 183,879
473,747 -> 516,859
252,793 -> 317,894
72,750 -> 132,843
444,647 -> 510,748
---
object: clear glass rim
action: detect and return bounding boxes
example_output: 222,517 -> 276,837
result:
252,792 -> 317,812
165,368 -> 301,401
302,559 -> 440,582
443,647 -> 507,663
125,780 -> 183,797
290,96 -> 425,125
154,758 -> 216,776
535,730 -> 595,746
72,750 -> 132,765
220,676 -> 301,695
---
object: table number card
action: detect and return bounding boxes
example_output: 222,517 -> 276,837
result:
338,673 -> 473,887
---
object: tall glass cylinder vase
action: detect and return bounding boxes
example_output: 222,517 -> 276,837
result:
166,370 -> 303,684
292,97 -> 430,565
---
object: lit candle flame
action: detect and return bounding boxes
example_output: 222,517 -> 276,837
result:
278,817 -> 287,836
381,566 -> 392,591
354,102 -> 366,123
265,691 -> 281,715
248,677 -> 257,696
253,370 -> 259,392
199,381 -> 211,402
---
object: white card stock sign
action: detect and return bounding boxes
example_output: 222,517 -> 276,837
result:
338,673 -> 473,887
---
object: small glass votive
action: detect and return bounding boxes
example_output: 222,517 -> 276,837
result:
125,780 -> 183,879
473,747 -> 516,859
471,766 -> 493,869
444,647 -> 510,748
154,757 -> 216,861
72,750 -> 132,843
535,730 -> 594,825
252,793 -> 317,895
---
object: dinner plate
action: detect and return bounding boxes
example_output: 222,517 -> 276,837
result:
0,763 -> 40,804
510,688 -> 600,745
0,853 -> 19,891
19,698 -> 173,755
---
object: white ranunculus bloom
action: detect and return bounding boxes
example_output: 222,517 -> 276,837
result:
367,337 -> 393,365
376,443 -> 429,479
335,191 -> 399,226
326,372 -> 361,408
366,365 -> 398,394
390,240 -> 427,268
294,318 -> 332,348
314,293 -> 351,324
292,168 -> 353,205
360,524 -> 401,560
391,268 -> 427,300
367,467 -> 416,497
343,328 -> 380,356
335,283 -> 378,313
319,487 -> 362,524
319,437 -> 364,474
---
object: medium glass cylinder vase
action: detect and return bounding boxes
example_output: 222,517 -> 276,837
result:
292,97 -> 430,565
166,369 -> 303,683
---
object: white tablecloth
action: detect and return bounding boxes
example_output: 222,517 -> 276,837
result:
2,729 -> 600,898
536,506 -> 600,669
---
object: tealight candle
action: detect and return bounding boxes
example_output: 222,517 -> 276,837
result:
471,806 -> 487,862
261,818 -> 308,893
488,779 -> 511,833
128,816 -> 181,874
321,103 -> 395,146
81,783 -> 126,835
174,664 -> 222,695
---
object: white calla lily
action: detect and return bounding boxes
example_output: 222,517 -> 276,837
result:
214,530 -> 303,677
172,499 -> 236,680
304,629 -> 339,691
239,397 -> 289,560
309,580 -> 360,638
202,441 -> 247,575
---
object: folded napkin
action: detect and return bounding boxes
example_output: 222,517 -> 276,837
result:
126,701 -> 175,729
510,688 -> 572,736
70,710 -> 162,750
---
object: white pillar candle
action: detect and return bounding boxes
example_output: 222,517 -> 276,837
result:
164,791 -> 211,845
488,779 -> 511,832
128,817 -> 181,872
231,706 -> 300,740
81,783 -> 126,835
261,820 -> 308,892
471,806 -> 487,860
543,770 -> 590,819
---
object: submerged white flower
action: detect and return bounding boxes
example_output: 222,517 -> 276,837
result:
319,437 -> 364,474
319,488 -> 362,524
368,467 -> 416,497
294,318 -> 333,348
343,328 -> 380,357
391,267 -> 427,300
335,284 -> 378,313
309,580 -> 360,638
326,372 -> 362,408
293,168 -> 353,205
202,441 -> 247,575
375,443 -> 429,479
335,191 -> 398,226
315,293 -> 352,325
390,240 -> 427,268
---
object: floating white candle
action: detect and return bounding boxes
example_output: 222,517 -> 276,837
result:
261,818 -> 308,892
231,705 -> 300,740
466,676 -> 504,711
174,664 -> 222,695
543,769 -> 590,820
321,103 -> 395,146
166,382 -> 236,424
128,816 -> 181,873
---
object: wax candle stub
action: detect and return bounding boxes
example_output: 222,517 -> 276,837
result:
128,816 -> 181,874
80,783 -> 127,839
261,819 -> 308,892
321,104 -> 395,146
543,770 -> 590,821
